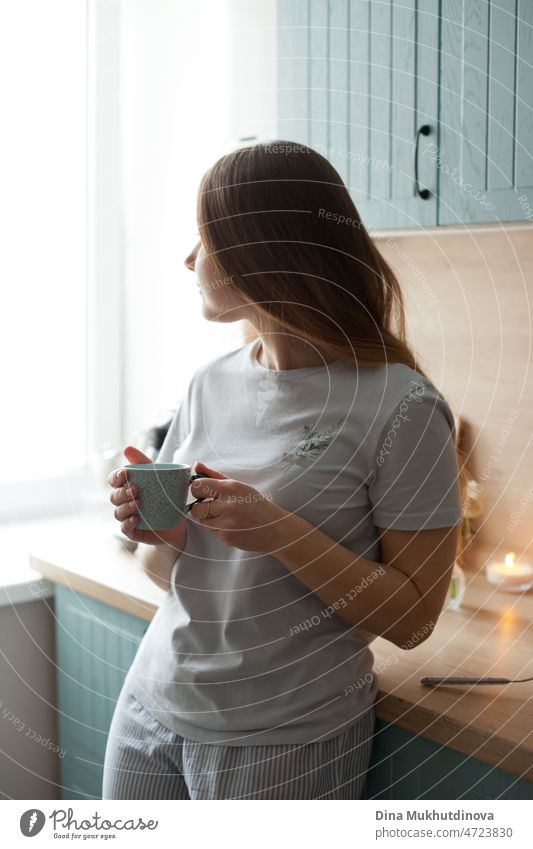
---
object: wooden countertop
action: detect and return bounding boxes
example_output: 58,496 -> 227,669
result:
29,512 -> 533,782
27,511 -> 165,620
371,554 -> 533,783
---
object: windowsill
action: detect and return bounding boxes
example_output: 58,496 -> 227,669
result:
0,518 -> 57,607
0,487 -> 115,608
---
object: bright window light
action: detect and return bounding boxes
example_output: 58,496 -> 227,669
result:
0,0 -> 87,483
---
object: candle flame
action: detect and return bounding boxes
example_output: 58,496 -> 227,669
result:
504,552 -> 516,570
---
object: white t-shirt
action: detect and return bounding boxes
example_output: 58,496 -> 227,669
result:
124,339 -> 462,745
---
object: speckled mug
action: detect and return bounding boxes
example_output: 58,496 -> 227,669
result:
124,463 -> 207,530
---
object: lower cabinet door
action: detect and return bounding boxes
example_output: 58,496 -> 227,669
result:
55,586 -> 149,800
366,719 -> 533,800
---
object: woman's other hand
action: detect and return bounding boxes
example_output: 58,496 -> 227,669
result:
188,461 -> 290,553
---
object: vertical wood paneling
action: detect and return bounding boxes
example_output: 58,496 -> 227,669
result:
369,0 -> 392,200
78,610 -> 91,733
487,0 -> 516,189
277,0 -> 309,143
417,0 -> 440,195
462,0 -> 490,191
348,0 -> 370,200
352,0 -> 438,226
279,0 -> 530,226
439,0 -> 471,223
309,0 -> 329,153
392,755 -> 422,799
278,0 -> 438,225
329,0 -> 349,183
440,0 -> 533,223
515,0 -> 533,186
367,719 -> 533,800
391,0 -> 416,199
106,618 -> 121,705
104,617 -> 115,719
93,611 -> 106,736
55,587 -> 147,799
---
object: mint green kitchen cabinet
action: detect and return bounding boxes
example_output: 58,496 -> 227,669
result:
54,585 -> 148,800
54,585 -> 533,800
277,0 -> 533,227
439,0 -> 533,224
277,0 -> 309,146
366,720 -> 533,800
278,0 -> 440,228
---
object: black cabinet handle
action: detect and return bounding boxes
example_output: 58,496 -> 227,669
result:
414,124 -> 431,200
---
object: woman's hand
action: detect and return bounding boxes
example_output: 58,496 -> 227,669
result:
108,445 -> 188,548
188,462 -> 290,553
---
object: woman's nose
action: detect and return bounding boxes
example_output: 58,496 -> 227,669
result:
184,240 -> 200,271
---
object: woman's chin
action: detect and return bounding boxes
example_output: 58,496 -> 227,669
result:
201,301 -> 224,323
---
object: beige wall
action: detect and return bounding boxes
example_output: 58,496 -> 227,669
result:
377,225 -> 533,560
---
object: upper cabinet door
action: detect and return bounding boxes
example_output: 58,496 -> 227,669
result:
277,0 -> 310,146
439,0 -> 533,224
350,0 -> 440,229
277,0 -> 440,229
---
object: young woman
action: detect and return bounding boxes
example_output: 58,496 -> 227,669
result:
103,141 -> 462,800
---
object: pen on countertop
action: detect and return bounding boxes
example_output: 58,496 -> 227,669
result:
420,675 -> 533,687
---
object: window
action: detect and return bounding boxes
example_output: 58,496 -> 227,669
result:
0,0 -> 89,521
118,0 -> 277,431
0,0 -> 277,523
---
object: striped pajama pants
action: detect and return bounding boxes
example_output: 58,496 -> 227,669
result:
102,688 -> 376,800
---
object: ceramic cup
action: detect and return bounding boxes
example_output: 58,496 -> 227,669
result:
124,463 -> 207,530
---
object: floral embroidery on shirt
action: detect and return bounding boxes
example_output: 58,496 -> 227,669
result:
281,418 -> 345,471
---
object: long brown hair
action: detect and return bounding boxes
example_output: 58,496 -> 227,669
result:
197,139 -> 426,375
197,141 -> 468,534
197,140 -> 470,532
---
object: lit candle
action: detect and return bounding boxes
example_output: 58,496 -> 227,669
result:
485,552 -> 533,593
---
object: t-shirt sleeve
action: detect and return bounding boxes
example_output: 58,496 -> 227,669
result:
368,382 -> 462,530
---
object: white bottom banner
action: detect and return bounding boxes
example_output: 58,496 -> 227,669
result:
2,799 -> 532,848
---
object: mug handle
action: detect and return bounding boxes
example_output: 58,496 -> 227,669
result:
187,472 -> 209,511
